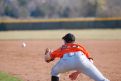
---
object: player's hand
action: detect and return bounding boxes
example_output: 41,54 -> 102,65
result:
89,59 -> 94,63
88,57 -> 94,63
69,71 -> 80,80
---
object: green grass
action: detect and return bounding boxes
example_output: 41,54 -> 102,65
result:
0,29 -> 121,40
0,72 -> 23,81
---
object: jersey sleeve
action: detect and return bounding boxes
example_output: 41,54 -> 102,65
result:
50,48 -> 62,59
83,48 -> 90,58
78,45 -> 90,58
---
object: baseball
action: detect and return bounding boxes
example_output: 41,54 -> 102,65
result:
22,42 -> 26,47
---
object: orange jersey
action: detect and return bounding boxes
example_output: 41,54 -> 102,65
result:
50,43 -> 90,59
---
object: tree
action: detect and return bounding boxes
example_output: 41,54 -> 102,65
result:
96,0 -> 108,17
4,5 -> 18,18
30,6 -> 45,17
0,0 -> 4,16
59,7 -> 70,18
18,0 -> 28,6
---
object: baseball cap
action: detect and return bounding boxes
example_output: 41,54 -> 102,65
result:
62,33 -> 75,43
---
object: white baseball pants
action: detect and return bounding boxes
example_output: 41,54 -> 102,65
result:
51,51 -> 109,81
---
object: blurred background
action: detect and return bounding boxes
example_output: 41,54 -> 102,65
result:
0,0 -> 121,19
0,0 -> 121,34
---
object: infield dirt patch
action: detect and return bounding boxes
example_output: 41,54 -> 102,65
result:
0,40 -> 121,81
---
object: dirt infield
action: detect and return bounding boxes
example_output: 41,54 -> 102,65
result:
0,40 -> 121,81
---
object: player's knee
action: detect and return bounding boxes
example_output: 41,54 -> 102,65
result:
51,67 -> 59,77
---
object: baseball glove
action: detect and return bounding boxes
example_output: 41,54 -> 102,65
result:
44,48 -> 54,63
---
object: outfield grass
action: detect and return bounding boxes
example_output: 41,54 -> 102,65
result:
0,72 -> 23,81
0,29 -> 121,40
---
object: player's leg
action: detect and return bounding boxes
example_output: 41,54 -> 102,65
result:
75,52 -> 109,81
51,52 -> 77,81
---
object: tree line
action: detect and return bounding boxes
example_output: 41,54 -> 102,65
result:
0,0 -> 121,19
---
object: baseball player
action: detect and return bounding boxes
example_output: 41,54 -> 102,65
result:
45,33 -> 109,81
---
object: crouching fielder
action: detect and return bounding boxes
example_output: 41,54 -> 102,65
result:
45,33 -> 110,81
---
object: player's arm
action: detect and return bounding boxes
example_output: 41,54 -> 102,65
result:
44,47 -> 62,63
79,45 -> 94,63
86,52 -> 94,63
